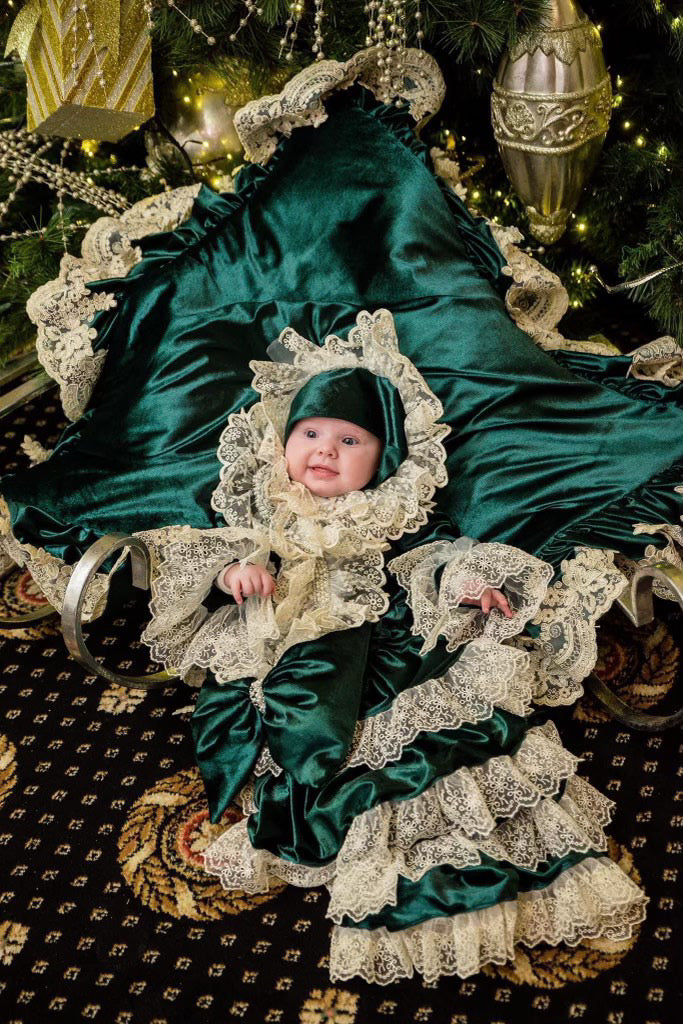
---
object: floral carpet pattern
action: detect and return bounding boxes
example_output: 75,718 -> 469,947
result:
0,391 -> 680,1023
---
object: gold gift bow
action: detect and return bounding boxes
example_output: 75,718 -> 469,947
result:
5,0 -> 121,64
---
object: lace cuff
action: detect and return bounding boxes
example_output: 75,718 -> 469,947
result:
389,538 -> 553,653
140,524 -> 271,682
515,547 -> 628,705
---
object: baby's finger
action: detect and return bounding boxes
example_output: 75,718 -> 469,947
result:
241,580 -> 255,598
256,573 -> 270,597
480,589 -> 492,614
232,578 -> 243,604
263,574 -> 276,596
494,591 -> 513,618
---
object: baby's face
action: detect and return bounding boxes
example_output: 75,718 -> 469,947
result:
285,416 -> 383,497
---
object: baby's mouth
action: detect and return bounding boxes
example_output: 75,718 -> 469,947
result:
308,464 -> 338,477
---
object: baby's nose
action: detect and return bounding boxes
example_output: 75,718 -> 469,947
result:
317,440 -> 336,456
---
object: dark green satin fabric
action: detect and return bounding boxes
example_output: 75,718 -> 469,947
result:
344,849 -> 595,932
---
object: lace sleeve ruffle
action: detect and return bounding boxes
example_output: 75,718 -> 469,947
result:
140,523 -> 271,685
389,538 -> 554,653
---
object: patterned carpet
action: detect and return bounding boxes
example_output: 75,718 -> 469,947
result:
0,389 -> 680,1024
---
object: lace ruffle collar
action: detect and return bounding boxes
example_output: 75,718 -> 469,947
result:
211,308 -> 450,552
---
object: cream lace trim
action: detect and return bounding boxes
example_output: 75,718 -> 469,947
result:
329,855 -> 647,985
20,435 -> 52,465
627,337 -> 683,388
390,538 -> 553,653
203,817 -> 336,891
345,638 -> 534,772
242,308 -> 451,545
518,547 -> 628,706
632,520 -> 683,599
26,185 -> 201,421
0,497 -> 110,620
325,723 -> 609,925
203,720 -> 613,924
233,47 -> 445,165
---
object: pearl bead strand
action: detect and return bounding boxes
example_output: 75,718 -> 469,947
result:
164,0 -> 216,46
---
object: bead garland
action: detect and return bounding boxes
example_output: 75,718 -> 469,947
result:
164,0 -> 216,46
415,0 -> 424,48
0,129 -> 130,242
77,0 -> 109,95
57,139 -> 70,252
280,1 -> 304,63
365,0 -> 411,107
228,1 -> 263,44
312,0 -> 326,60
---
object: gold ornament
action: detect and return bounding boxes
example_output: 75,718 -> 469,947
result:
491,0 -> 612,243
5,0 -> 154,142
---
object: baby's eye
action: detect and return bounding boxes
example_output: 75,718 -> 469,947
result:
341,436 -> 359,446
304,429 -> 318,439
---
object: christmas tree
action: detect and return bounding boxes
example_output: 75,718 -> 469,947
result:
0,0 -> 681,365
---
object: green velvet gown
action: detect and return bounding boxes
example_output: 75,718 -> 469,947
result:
1,55 -> 682,983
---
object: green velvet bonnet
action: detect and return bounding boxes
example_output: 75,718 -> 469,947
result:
284,366 -> 408,487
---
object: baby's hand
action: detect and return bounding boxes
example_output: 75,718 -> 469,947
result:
461,587 -> 513,618
221,563 -> 276,604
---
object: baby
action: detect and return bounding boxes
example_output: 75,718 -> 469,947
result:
215,414 -> 513,617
